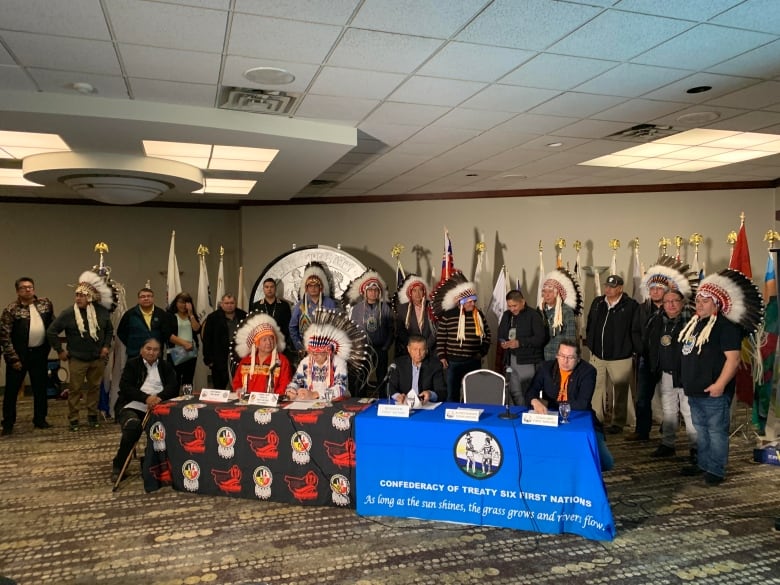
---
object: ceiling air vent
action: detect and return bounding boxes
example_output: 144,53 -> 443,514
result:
220,88 -> 298,114
606,123 -> 678,143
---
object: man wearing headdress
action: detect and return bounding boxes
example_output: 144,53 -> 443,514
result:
497,290 -> 547,405
232,313 -> 292,394
344,269 -> 394,396
251,278 -> 293,357
586,274 -> 642,434
433,272 -> 491,402
395,275 -> 436,356
46,271 -> 114,431
289,263 -> 337,353
679,269 -> 761,485
540,268 -> 581,361
1,277 -> 55,434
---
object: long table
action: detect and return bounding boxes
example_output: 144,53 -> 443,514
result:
355,404 -> 616,541
142,396 -> 373,507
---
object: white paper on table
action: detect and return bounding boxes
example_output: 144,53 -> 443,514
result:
283,400 -> 330,410
405,390 -> 442,410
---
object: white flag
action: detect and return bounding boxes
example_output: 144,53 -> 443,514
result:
489,266 -> 508,321
215,250 -> 225,309
166,230 -> 182,304
632,245 -> 644,302
536,248 -> 545,309
196,253 -> 213,320
237,266 -> 249,311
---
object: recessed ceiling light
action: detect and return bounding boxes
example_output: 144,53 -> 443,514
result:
546,142 -> 564,148
686,85 -> 712,94
71,82 -> 96,95
676,111 -> 720,125
501,174 -> 527,179
243,67 -> 295,85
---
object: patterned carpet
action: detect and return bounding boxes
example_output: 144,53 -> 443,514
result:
1,396 -> 779,585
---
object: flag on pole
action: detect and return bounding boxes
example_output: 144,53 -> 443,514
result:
236,266 -> 249,311
536,246 -> 545,309
439,228 -> 455,286
215,247 -> 225,309
632,244 -> 644,302
196,246 -> 213,321
166,230 -> 182,304
729,216 -> 755,405
489,266 -> 508,322
754,251 -> 777,433
516,279 -> 522,296
474,239 -> 486,308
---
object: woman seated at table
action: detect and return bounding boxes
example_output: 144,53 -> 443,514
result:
232,313 -> 292,394
285,308 -> 369,401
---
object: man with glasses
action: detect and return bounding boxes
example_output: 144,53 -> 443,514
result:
1,277 -> 55,434
525,338 -> 613,471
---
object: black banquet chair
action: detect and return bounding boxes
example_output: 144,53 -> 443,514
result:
460,369 -> 506,406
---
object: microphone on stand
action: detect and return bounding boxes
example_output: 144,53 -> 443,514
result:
380,363 -> 397,403
499,366 -> 518,419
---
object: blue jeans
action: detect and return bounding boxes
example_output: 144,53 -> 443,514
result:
688,394 -> 732,478
446,357 -> 481,402
596,431 -> 614,472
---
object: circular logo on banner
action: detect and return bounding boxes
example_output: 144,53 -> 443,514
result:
149,421 -> 167,452
182,460 -> 201,492
291,431 -> 312,465
454,429 -> 503,479
253,466 -> 273,500
330,474 -> 351,507
217,427 -> 237,459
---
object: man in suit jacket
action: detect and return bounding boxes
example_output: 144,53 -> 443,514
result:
388,334 -> 445,404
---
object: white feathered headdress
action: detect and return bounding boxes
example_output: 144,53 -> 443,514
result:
343,269 -> 388,305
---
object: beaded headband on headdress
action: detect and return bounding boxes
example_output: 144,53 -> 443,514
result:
432,271 -> 479,316
542,267 -> 583,315
343,269 -> 388,305
299,262 -> 332,298
233,313 -> 285,359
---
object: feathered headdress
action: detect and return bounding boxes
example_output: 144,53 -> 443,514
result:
343,269 -> 388,305
398,274 -> 428,305
641,255 -> 698,300
541,267 -> 583,336
298,262 -> 332,299
234,313 -> 285,359
303,309 -> 372,390
75,270 -> 115,310
679,269 -> 764,356
432,271 -> 484,344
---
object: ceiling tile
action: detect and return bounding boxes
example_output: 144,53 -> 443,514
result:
0,44 -> 15,66
130,78 -> 217,107
356,123 -> 422,146
119,45 -> 221,84
614,0 -> 744,21
501,53 -> 618,90
28,69 -> 128,97
234,0 -> 359,25
648,104 -> 749,127
632,24 -> 777,70
706,39 -> 780,79
705,80 -> 780,110
229,14 -> 341,63
417,42 -> 535,82
530,92 -> 627,117
328,29 -> 444,74
490,113 -> 579,135
641,72 -> 758,103
0,65 -> 37,91
550,10 -> 693,60
295,94 -> 379,124
711,0 -> 780,35
222,56 -> 319,93
592,98 -> 689,123
460,85 -> 560,113
363,102 -> 449,126
2,32 -> 121,75
105,0 -> 228,52
309,67 -> 406,100
0,0 -> 111,40
389,76 -> 486,106
431,108 -> 516,130
705,110 -> 780,131
550,119 -> 632,139
397,126 -> 481,154
574,63 -> 691,97
457,0 -> 602,50
351,0 -> 489,37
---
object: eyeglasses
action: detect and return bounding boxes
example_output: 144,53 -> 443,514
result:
17,285 -> 34,290
556,354 -> 578,361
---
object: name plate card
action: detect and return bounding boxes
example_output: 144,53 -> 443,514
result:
445,407 -> 483,422
198,388 -> 231,403
521,412 -> 559,427
247,392 -> 279,406
377,403 -> 411,418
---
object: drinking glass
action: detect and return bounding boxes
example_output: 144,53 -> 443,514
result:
558,401 -> 571,424
182,384 -> 193,398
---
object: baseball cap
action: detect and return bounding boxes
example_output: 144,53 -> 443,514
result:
605,274 -> 624,287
